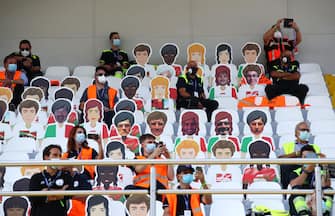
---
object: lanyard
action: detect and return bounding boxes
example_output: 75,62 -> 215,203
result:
183,194 -> 190,210
42,170 -> 62,189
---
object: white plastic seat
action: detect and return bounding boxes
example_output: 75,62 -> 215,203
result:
274,107 -> 303,122
210,181 -> 243,201
276,121 -> 300,136
242,107 -> 271,123
299,63 -> 322,74
45,66 -> 70,80
72,65 -> 95,77
211,109 -> 239,123
310,120 -> 335,135
307,108 -> 335,122
300,73 -> 325,84
313,134 -> 335,150
134,110 -> 144,124
248,181 -> 283,200
307,83 -> 329,96
107,76 -> 122,90
217,97 -> 238,109
305,96 -> 333,109
210,200 -> 245,216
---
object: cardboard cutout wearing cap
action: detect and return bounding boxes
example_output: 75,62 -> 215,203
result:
82,98 -> 109,145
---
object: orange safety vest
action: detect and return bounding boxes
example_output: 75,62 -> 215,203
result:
0,71 -> 22,89
87,84 -> 117,109
166,193 -> 203,216
62,147 -> 95,179
67,198 -> 86,216
266,38 -> 292,62
133,155 -> 169,188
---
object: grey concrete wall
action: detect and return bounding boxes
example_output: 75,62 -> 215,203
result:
0,0 -> 334,73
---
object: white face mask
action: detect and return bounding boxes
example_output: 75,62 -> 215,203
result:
274,31 -> 282,39
21,50 -> 30,57
97,75 -> 106,84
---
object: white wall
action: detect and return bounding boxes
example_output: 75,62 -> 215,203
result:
0,0 -> 334,73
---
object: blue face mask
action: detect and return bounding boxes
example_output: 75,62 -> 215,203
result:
113,39 -> 121,47
299,131 -> 310,141
145,143 -> 156,153
8,64 -> 17,72
182,174 -> 194,184
75,133 -> 86,144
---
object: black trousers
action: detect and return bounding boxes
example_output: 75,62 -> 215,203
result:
265,83 -> 309,105
177,97 -> 218,121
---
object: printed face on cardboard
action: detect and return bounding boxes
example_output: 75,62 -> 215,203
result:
30,76 -> 50,99
51,99 -> 72,124
212,140 -> 235,159
61,76 -> 81,94
125,194 -> 150,216
95,165 -> 118,189
248,140 -> 271,159
180,111 -> 200,136
113,111 -> 135,137
84,99 -> 104,124
54,87 -> 74,101
18,99 -> 40,125
147,111 -> 167,137
22,87 -> 44,102
150,76 -> 170,100
214,64 -> 231,86
106,141 -> 125,160
214,111 -> 233,135
246,110 -> 267,136
126,65 -> 146,80
241,42 -> 261,64
3,196 -> 28,216
0,99 -> 8,122
121,75 -> 140,99
114,99 -> 137,113
215,43 -> 233,64
0,87 -> 13,103
241,64 -> 262,87
160,43 -> 179,65
187,42 -> 206,65
133,43 -> 152,66
86,195 -> 109,216
175,139 -> 200,159
155,64 -> 175,79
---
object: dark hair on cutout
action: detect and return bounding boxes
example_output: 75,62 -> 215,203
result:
87,195 -> 109,216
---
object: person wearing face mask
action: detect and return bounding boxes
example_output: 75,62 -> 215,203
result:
62,126 -> 103,179
0,55 -> 28,109
263,18 -> 302,70
29,144 -> 73,216
99,32 -> 129,77
265,49 -> 309,105
125,133 -> 174,202
11,39 -> 43,82
163,165 -> 212,216
80,66 -> 118,127
176,60 -> 218,122
278,121 -> 323,190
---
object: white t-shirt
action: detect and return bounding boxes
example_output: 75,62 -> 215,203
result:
0,123 -> 13,145
238,84 -> 266,99
207,165 -> 242,187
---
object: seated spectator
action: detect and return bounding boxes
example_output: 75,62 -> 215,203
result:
99,32 -> 129,77
288,145 -> 332,216
265,50 -> 308,105
79,66 -> 118,127
278,121 -> 322,189
0,55 -> 28,109
163,165 -> 212,216
159,43 -> 182,76
263,18 -> 302,70
125,134 -> 174,202
62,126 -> 103,179
176,60 -> 218,121
207,140 -> 242,187
11,39 -> 43,82
133,43 -> 156,78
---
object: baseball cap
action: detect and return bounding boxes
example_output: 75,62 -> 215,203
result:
176,165 -> 195,174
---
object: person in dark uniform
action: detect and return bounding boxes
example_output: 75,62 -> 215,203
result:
176,60 -> 218,122
29,144 -> 73,216
99,32 -> 129,77
11,40 -> 43,83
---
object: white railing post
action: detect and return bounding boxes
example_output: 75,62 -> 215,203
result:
314,165 -> 323,216
150,166 -> 156,216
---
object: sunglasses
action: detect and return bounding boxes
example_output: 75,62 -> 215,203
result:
20,48 -> 29,51
96,73 -> 105,77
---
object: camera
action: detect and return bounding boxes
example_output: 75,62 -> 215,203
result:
155,141 -> 164,147
87,133 -> 99,140
284,18 -> 293,28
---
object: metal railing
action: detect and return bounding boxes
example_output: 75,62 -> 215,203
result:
0,158 -> 333,216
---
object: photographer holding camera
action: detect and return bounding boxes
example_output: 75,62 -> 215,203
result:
288,145 -> 333,216
125,134 -> 174,201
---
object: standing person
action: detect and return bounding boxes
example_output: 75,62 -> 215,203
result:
163,165 -> 212,216
99,32 -> 129,77
79,66 -> 118,127
11,39 -> 43,82
62,126 -> 103,179
176,60 -> 218,122
29,144 -> 73,216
